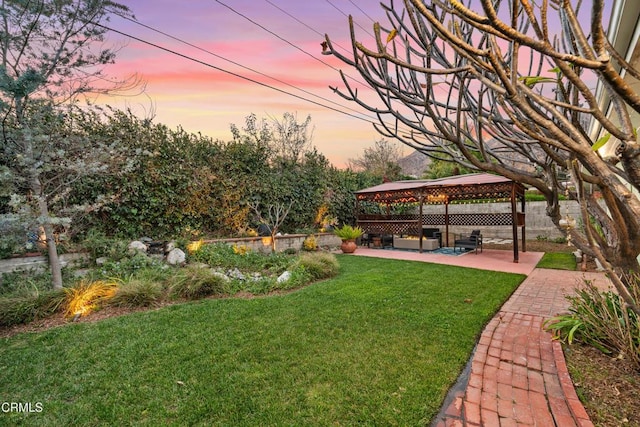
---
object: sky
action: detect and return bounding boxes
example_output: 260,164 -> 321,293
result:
100,1 -> 613,168
102,0 -> 397,167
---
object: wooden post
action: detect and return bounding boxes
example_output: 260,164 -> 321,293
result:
511,184 -> 519,263
444,199 -> 450,247
521,192 -> 527,252
419,195 -> 424,253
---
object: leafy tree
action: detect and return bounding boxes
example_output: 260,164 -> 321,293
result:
325,0 -> 640,312
348,138 -> 404,181
0,0 -> 134,289
423,156 -> 474,179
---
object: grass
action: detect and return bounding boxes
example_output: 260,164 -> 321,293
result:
0,256 -> 524,426
536,252 -> 576,270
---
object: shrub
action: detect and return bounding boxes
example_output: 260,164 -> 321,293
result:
544,277 -> 640,369
294,252 -> 339,281
302,235 -> 318,251
1,270 -> 55,297
169,267 -> 228,300
82,230 -> 129,261
232,244 -> 251,255
191,243 -> 293,273
95,252 -> 164,280
0,290 -> 66,327
109,279 -> 164,308
64,280 -> 118,318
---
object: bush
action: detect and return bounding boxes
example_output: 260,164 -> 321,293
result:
82,230 -> 129,261
109,279 -> 164,308
95,252 -> 164,280
191,243 -> 292,273
2,270 -> 53,297
169,267 -> 229,300
302,235 -> 318,251
544,277 -> 640,370
294,252 -> 339,281
0,290 -> 66,327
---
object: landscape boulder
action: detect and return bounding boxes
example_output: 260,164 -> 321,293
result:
166,248 -> 186,265
128,240 -> 147,253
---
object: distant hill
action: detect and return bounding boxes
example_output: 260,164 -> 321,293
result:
398,150 -> 431,178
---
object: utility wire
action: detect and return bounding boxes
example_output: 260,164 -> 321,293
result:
94,21 -> 378,124
212,0 -> 340,73
347,0 -> 378,24
117,14 -> 373,121
212,0 -> 370,89
325,0 -> 375,38
263,0 -> 353,55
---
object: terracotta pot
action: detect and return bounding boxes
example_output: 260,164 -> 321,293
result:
340,239 -> 357,254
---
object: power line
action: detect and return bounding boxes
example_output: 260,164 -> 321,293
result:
263,0 -> 352,55
116,14 -> 373,121
324,0 -> 375,38
212,0 -> 342,74
347,0 -> 377,24
211,0 -> 374,92
95,21 -> 377,124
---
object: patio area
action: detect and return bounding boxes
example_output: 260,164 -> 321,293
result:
352,246 -> 543,275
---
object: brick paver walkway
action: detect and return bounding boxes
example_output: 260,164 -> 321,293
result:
432,269 -> 612,427
351,248 -> 612,426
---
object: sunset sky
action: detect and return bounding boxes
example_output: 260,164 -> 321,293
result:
103,0 -> 397,167
102,1 -> 608,168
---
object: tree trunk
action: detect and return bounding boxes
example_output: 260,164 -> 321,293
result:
31,176 -> 63,290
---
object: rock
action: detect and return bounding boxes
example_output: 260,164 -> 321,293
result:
573,249 -> 583,263
166,248 -> 186,265
95,257 -> 108,266
128,240 -> 147,253
164,241 -> 176,253
228,268 -> 245,280
277,271 -> 291,283
189,262 -> 209,269
212,271 -> 231,282
73,268 -> 90,278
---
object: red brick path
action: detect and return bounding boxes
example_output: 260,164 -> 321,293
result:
432,269 -> 611,427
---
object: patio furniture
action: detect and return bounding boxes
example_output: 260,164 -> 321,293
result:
364,233 -> 393,248
422,227 -> 442,248
454,230 -> 483,254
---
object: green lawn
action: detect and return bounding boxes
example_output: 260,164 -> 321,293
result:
0,256 -> 524,426
537,252 -> 577,270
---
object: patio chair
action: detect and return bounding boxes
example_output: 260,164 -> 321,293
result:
454,230 -> 483,254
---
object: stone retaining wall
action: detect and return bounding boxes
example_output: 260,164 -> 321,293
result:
204,233 -> 343,254
0,252 -> 88,275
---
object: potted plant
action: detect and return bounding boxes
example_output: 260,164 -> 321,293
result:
334,224 -> 364,253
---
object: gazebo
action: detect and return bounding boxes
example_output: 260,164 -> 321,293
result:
354,173 -> 526,262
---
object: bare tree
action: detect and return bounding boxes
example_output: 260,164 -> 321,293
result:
0,0 -> 139,289
269,112 -> 314,164
250,201 -> 293,253
325,0 -> 640,311
348,137 -> 404,180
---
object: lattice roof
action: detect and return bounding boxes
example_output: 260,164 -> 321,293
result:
355,173 -> 525,204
